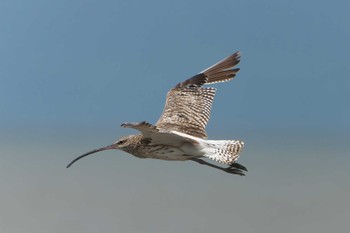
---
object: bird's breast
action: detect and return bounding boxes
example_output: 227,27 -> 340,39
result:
129,144 -> 192,161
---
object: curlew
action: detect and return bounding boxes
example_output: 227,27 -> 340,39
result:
67,52 -> 247,175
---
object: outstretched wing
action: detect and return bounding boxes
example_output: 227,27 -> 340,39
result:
156,52 -> 241,139
121,121 -> 198,146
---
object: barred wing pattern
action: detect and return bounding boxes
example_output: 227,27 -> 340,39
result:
156,52 -> 241,139
156,87 -> 216,138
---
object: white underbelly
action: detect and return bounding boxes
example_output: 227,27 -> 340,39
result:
144,146 -> 197,161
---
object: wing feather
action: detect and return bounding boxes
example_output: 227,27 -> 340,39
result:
156,52 -> 241,138
156,87 -> 216,138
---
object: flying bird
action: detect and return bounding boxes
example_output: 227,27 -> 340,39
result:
67,52 -> 247,175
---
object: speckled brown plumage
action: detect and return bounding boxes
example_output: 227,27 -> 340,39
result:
156,52 -> 241,138
67,52 -> 247,175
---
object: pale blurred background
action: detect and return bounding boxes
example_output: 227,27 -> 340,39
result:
1,0 -> 349,232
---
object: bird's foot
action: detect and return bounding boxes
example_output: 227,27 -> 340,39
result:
224,166 -> 246,176
229,162 -> 248,172
190,158 -> 247,176
224,162 -> 247,176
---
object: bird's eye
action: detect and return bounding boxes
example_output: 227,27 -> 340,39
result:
117,140 -> 126,145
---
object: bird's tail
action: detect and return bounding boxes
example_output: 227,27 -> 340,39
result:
201,139 -> 244,165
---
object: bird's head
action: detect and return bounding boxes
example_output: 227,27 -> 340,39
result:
66,135 -> 135,168
113,135 -> 135,149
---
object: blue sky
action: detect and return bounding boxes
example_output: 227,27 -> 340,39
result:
1,0 -> 349,232
1,0 -> 349,130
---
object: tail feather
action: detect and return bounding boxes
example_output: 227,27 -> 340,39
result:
202,140 -> 244,165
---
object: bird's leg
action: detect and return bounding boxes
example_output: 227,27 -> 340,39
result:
190,158 -> 246,176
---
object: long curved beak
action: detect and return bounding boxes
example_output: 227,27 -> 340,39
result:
66,144 -> 115,168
